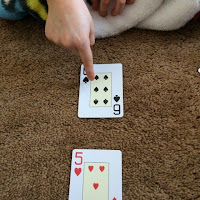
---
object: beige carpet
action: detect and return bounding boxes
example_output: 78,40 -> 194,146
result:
0,18 -> 200,199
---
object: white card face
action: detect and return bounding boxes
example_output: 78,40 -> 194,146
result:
69,149 -> 122,200
83,162 -> 109,200
90,73 -> 112,107
78,64 -> 123,118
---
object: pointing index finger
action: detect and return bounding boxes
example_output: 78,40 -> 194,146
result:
78,42 -> 95,81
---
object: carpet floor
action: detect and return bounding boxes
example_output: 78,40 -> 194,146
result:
0,18 -> 200,200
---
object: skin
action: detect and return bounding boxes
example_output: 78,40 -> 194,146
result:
45,0 -> 135,81
92,0 -> 135,17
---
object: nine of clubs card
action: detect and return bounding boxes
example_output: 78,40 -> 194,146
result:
78,64 -> 123,118
69,149 -> 122,200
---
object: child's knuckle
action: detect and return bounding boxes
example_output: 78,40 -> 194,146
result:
76,39 -> 86,49
120,0 -> 126,5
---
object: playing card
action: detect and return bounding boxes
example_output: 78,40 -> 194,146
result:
90,73 -> 112,107
83,163 -> 109,200
78,64 -> 123,118
68,149 -> 122,200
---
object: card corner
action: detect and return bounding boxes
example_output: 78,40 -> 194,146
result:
78,112 -> 82,118
72,149 -> 77,154
117,150 -> 122,155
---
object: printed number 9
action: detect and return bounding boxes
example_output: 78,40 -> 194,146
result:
113,104 -> 120,115
75,152 -> 83,165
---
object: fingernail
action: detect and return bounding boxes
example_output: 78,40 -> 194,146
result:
89,76 -> 95,81
111,11 -> 117,16
100,11 -> 107,17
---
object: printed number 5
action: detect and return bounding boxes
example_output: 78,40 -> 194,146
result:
75,152 -> 83,165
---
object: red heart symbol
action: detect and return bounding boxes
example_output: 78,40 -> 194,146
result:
93,183 -> 99,190
88,166 -> 94,172
113,198 -> 117,200
75,168 -> 81,176
99,166 -> 105,172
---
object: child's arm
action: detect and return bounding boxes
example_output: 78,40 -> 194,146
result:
45,0 -> 95,81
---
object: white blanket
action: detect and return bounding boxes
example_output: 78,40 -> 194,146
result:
85,0 -> 200,38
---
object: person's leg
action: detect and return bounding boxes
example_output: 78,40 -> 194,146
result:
0,0 -> 28,20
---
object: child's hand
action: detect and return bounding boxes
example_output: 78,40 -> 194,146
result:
92,0 -> 135,17
45,0 -> 95,81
